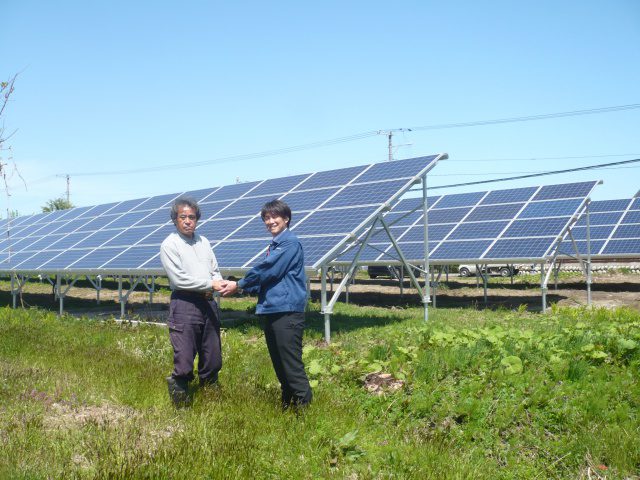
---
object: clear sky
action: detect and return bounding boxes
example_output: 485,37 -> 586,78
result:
2,0 -> 639,216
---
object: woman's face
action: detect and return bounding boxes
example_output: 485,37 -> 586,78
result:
263,213 -> 288,237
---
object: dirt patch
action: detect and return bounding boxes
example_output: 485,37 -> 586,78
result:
364,372 -> 404,395
43,401 -> 137,430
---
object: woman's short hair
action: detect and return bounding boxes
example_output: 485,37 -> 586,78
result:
170,197 -> 201,221
261,199 -> 292,227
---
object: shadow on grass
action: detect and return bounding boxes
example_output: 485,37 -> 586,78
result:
308,289 -> 565,314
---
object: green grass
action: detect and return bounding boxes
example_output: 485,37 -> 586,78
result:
1,303 -> 639,479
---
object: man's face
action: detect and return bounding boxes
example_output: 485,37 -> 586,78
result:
263,213 -> 288,237
175,205 -> 198,237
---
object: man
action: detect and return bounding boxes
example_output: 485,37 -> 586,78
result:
220,200 -> 312,410
160,197 -> 223,406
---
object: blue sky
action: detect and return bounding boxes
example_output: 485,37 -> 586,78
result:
2,1 -> 639,216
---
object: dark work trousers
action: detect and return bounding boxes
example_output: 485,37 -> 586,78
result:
261,311 -> 312,406
168,291 -> 222,384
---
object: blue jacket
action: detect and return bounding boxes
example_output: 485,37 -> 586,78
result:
238,229 -> 308,314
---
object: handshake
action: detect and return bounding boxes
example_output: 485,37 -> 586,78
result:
212,280 -> 239,297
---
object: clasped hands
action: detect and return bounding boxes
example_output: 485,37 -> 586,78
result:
212,280 -> 239,297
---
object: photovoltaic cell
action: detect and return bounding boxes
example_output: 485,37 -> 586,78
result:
518,199 -> 583,218
602,238 -> 640,255
434,191 -> 485,209
70,248 -> 125,269
214,240 -> 269,268
533,182 -> 595,201
589,199 -> 632,213
247,174 -> 310,197
559,240 -> 606,256
622,210 -> 640,224
565,225 -> 614,240
102,246 -> 160,268
322,180 -> 409,209
485,238 -> 554,259
431,240 -> 493,260
75,202 -> 120,219
502,217 -> 571,238
612,224 -> 640,238
384,210 -> 423,227
198,217 -> 257,241
293,206 -> 379,236
448,221 -> 509,240
428,207 -> 472,225
215,195 -> 276,219
355,155 -> 437,183
295,165 -> 367,191
480,186 -> 538,205
207,182 -> 260,201
280,188 -> 340,212
464,203 -> 524,222
575,212 -> 624,226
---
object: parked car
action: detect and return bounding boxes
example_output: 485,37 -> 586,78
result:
367,265 -> 422,279
458,264 -> 519,277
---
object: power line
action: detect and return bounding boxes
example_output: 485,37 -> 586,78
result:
50,102 -> 640,177
446,153 -> 640,163
409,103 -> 640,131
426,158 -> 640,190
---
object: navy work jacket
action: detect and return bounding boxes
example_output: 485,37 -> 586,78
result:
238,228 -> 308,314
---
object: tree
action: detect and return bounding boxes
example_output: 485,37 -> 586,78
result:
42,197 -> 74,212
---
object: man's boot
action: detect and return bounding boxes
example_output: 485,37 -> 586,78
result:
167,376 -> 189,406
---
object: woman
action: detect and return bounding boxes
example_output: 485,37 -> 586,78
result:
220,199 -> 312,409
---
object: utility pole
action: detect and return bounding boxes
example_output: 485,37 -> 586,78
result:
377,128 -> 412,161
66,174 -> 70,203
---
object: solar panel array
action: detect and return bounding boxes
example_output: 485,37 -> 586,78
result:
0,155 -> 442,274
333,181 -> 599,264
560,197 -> 640,258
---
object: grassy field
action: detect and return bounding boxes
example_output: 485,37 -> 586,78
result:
0,299 -> 639,479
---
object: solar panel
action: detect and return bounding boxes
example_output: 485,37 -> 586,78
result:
559,198 -> 640,259
0,154 -> 444,273
354,180 -> 599,264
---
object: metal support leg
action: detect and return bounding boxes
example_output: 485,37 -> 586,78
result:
585,202 -> 592,306
119,276 -> 125,318
97,275 -> 102,305
57,275 -> 63,316
321,266 -> 330,344
541,263 -> 547,313
11,274 -> 16,308
483,269 -> 488,305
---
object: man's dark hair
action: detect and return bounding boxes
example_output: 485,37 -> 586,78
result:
170,196 -> 201,221
261,199 -> 292,227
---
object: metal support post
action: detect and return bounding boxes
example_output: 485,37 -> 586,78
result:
97,275 -> 102,304
345,279 -> 350,304
118,276 -> 125,318
585,202 -> 592,306
431,267 -> 437,308
422,174 -> 431,322
320,266 -> 330,343
541,263 -> 547,312
57,275 -> 63,316
483,266 -> 488,304
11,274 -> 16,308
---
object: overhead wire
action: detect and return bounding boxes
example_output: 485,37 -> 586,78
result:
425,158 -> 640,190
49,102 -> 640,177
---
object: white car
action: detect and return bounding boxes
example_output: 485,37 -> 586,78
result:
458,264 -> 520,277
